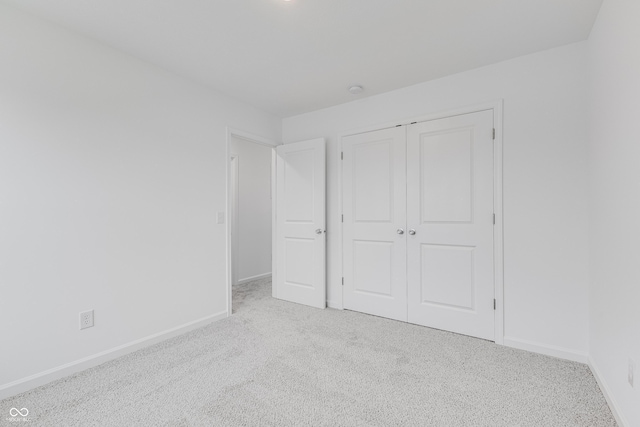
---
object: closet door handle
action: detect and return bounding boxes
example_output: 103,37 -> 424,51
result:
397,228 -> 405,235
408,229 -> 416,235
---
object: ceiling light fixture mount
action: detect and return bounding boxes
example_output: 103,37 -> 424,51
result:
348,85 -> 364,95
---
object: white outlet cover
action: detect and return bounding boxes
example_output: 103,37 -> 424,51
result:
216,211 -> 225,224
80,310 -> 94,330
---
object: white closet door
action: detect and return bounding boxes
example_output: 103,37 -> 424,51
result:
406,110 -> 495,340
275,138 -> 326,309
342,127 -> 407,321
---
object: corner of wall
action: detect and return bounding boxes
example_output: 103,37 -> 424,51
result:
589,356 -> 630,427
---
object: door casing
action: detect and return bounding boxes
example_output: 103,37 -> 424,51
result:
230,154 -> 239,288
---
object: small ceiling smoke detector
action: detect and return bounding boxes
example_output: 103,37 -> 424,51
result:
348,85 -> 364,95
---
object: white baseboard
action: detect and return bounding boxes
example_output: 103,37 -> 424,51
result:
589,357 -> 629,427
0,310 -> 228,400
502,336 -> 588,363
236,272 -> 271,285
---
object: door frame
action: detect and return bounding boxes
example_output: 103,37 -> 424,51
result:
337,100 -> 504,344
230,154 -> 239,288
225,127 -> 278,317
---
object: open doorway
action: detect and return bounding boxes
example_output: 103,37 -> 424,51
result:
226,129 -> 276,315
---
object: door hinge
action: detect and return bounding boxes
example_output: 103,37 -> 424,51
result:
341,214 -> 344,223
493,213 -> 496,225
342,277 -> 344,286
341,152 -> 344,160
493,299 -> 496,310
492,128 -> 496,140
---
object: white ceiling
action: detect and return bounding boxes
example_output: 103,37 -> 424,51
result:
4,0 -> 603,117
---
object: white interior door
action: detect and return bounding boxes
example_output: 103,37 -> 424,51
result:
275,138 -> 326,309
342,127 -> 408,321
407,110 -> 495,340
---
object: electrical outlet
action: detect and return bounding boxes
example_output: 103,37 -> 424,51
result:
79,310 -> 94,330
629,358 -> 635,388
216,211 -> 225,224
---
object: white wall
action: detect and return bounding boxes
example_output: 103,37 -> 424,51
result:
283,42 -> 590,361
0,3 -> 281,392
588,0 -> 640,425
230,137 -> 272,282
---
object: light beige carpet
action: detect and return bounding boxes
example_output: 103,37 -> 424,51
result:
1,277 -> 616,426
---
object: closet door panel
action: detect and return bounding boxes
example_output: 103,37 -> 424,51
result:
342,127 -> 407,321
407,110 -> 495,340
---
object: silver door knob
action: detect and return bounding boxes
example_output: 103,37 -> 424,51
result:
408,229 -> 416,235
315,229 -> 324,234
397,228 -> 405,235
